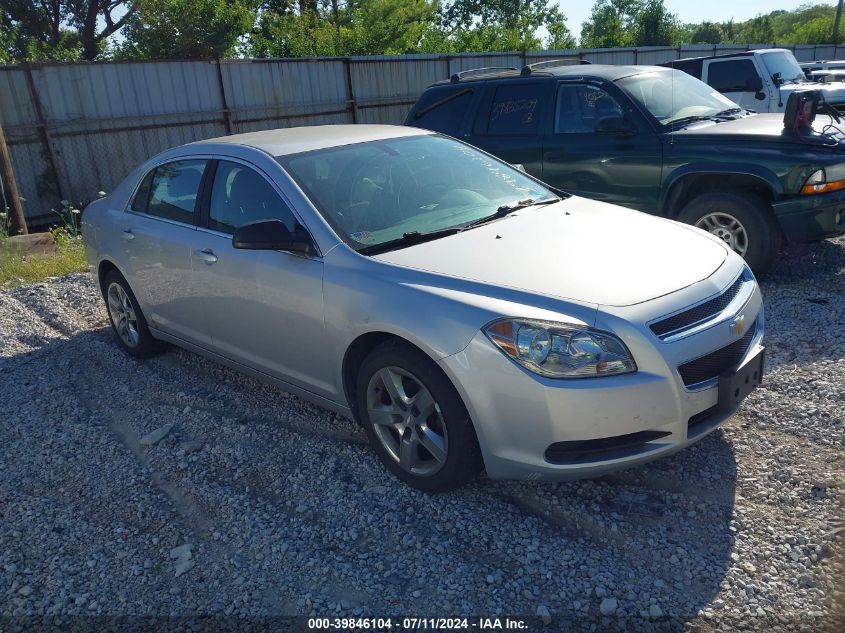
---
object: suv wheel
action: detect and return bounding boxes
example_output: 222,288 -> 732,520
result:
678,192 -> 781,273
356,340 -> 483,492
102,270 -> 163,358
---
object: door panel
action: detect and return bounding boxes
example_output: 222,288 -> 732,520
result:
119,159 -> 212,345
191,160 -> 331,396
465,81 -> 552,179
541,82 -> 662,212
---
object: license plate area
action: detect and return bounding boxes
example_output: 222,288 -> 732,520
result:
717,346 -> 765,414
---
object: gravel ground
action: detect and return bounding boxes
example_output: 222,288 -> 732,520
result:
1,237 -> 843,632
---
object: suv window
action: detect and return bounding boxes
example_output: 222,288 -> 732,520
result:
209,161 -> 296,234
708,59 -> 758,93
132,160 -> 207,223
487,83 -> 543,135
555,84 -> 624,133
410,88 -> 473,136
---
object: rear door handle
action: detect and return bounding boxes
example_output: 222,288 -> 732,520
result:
122,229 -> 135,241
194,248 -> 218,265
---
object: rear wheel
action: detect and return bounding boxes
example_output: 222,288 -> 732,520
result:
677,192 -> 781,273
356,340 -> 483,492
102,270 -> 163,358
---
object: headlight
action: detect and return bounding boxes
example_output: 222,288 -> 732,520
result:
483,318 -> 637,378
801,168 -> 845,194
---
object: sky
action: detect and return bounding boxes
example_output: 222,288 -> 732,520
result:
559,0 -> 841,34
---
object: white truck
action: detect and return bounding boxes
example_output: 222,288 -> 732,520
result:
662,48 -> 845,113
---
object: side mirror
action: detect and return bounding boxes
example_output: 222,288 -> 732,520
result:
755,91 -> 767,101
772,72 -> 783,87
595,115 -> 636,136
232,219 -> 313,256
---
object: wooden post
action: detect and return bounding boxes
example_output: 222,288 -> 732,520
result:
0,124 -> 27,235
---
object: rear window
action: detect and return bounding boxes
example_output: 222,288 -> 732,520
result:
409,88 -> 473,136
487,83 -> 544,135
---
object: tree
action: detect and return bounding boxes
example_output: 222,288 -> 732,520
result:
1,1 -> 136,62
580,0 -> 642,48
117,0 -> 256,59
686,21 -> 724,45
440,0 -> 575,52
632,0 -> 678,46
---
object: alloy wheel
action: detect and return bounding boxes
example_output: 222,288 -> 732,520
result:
107,282 -> 140,348
696,212 -> 749,256
366,366 -> 448,476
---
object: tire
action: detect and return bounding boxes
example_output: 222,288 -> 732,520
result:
356,340 -> 483,492
101,270 -> 163,358
677,192 -> 782,273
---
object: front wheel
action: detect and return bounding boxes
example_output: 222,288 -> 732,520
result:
677,192 -> 781,273
356,341 -> 483,492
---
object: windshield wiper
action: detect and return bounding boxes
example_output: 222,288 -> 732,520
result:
713,107 -> 743,118
463,197 -> 558,229
357,227 -> 462,255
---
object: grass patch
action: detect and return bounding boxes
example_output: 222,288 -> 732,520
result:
0,239 -> 87,289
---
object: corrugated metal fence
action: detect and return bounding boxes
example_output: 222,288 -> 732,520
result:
2,43 -> 844,223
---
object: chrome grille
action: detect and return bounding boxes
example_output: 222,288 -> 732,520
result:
677,320 -> 757,387
650,272 -> 754,340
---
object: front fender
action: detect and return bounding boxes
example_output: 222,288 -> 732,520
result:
662,163 -> 784,213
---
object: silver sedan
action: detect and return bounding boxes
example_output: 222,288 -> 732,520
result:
82,125 -> 764,491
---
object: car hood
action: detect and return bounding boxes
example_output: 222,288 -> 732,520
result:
670,112 -> 845,148
373,197 -> 728,307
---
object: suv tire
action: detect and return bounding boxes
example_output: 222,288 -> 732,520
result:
678,192 -> 781,273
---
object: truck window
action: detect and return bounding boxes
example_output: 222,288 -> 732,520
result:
409,88 -> 474,136
487,83 -> 544,135
708,59 -> 759,93
555,84 -> 623,134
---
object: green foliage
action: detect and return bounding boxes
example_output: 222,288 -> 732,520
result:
115,0 -> 257,59
677,4 -> 844,46
1,1 -> 136,62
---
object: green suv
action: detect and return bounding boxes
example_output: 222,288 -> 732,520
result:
405,62 -> 845,271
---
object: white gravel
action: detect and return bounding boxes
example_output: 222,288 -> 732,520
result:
1,238 -> 843,631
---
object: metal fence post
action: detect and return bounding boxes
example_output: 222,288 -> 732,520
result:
215,58 -> 233,134
0,124 -> 27,235
344,58 -> 357,123
23,63 -> 64,203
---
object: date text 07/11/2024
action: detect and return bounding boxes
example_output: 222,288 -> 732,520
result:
307,617 -> 529,630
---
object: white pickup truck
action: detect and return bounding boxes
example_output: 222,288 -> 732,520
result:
662,48 -> 845,113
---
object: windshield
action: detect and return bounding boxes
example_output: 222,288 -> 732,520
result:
617,69 -> 739,126
281,135 -> 555,251
761,50 -> 806,84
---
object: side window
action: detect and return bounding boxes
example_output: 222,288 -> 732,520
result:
137,160 -> 207,224
555,84 -> 624,134
209,161 -> 296,234
131,169 -> 154,214
707,60 -> 759,93
410,88 -> 473,136
487,83 -> 544,135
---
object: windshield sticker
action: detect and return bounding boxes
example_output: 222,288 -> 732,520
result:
350,230 -> 375,243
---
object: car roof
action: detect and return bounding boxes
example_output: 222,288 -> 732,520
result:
664,48 -> 787,65
189,124 -> 430,157
431,64 -> 668,87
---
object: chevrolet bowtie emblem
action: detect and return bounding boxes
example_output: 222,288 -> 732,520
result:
729,314 -> 746,336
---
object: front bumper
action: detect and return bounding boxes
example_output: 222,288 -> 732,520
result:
773,191 -> 845,242
437,271 -> 764,481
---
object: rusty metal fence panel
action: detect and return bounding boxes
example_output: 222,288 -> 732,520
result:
1,43 -> 844,224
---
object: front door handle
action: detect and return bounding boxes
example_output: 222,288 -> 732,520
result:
194,248 -> 218,265
122,229 -> 135,241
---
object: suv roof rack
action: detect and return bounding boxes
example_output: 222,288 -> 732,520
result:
450,66 -> 519,83
520,58 -> 591,76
